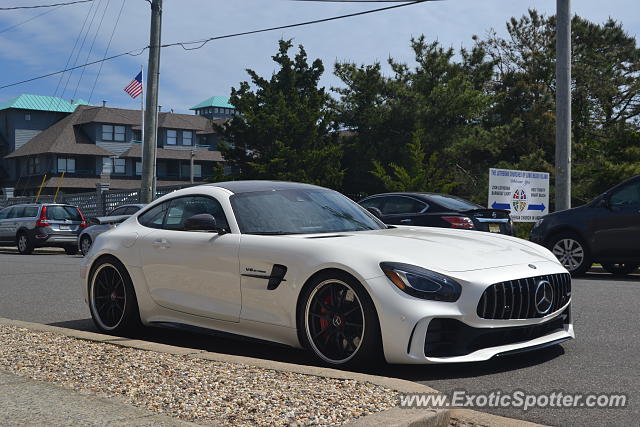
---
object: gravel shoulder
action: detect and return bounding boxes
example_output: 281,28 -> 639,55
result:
0,324 -> 399,426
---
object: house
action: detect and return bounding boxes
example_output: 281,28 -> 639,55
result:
190,96 -> 237,120
0,94 -> 88,194
3,104 -> 226,195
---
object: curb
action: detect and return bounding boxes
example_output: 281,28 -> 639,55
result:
0,317 -> 448,427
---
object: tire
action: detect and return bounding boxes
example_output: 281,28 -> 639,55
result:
88,256 -> 141,336
65,246 -> 79,255
298,270 -> 382,368
548,232 -> 592,276
602,263 -> 639,276
80,235 -> 92,256
16,232 -> 33,255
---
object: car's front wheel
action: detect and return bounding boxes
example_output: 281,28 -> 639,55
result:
299,271 -> 382,368
88,257 -> 141,335
79,235 -> 92,256
602,263 -> 639,276
549,233 -> 592,276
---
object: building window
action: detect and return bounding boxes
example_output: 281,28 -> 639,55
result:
167,129 -> 177,145
102,157 -> 113,174
135,161 -> 142,175
114,125 -> 125,141
27,157 -> 40,174
182,131 -> 193,146
25,114 -> 31,121
114,158 -> 125,174
102,124 -> 126,141
57,157 -> 76,173
180,163 -> 202,178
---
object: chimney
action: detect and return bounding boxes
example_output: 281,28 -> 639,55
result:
102,100 -> 107,107
170,108 -> 174,113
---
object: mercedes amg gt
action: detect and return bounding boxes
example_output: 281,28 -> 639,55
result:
81,181 -> 573,367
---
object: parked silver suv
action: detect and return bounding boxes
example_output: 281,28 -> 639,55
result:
0,203 -> 87,255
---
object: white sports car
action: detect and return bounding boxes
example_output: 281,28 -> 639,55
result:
81,181 -> 574,367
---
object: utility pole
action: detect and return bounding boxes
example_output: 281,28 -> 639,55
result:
555,0 -> 571,211
140,0 -> 162,203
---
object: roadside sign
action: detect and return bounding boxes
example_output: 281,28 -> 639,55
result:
488,168 -> 550,222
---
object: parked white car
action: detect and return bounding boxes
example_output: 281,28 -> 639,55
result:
78,204 -> 145,255
81,181 -> 573,367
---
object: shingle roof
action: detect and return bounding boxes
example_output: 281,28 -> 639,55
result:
6,105 -> 225,159
120,144 -> 224,162
0,94 -> 86,113
190,96 -> 235,110
5,111 -> 113,158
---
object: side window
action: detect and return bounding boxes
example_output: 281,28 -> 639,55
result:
12,206 -> 26,218
164,196 -> 228,231
138,202 -> 170,229
0,207 -> 11,220
381,197 -> 426,215
125,206 -> 142,215
610,181 -> 640,207
360,197 -> 385,210
23,206 -> 39,217
109,207 -> 128,216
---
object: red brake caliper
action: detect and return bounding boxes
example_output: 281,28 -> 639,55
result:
319,294 -> 332,337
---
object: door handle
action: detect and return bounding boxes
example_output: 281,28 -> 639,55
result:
400,219 -> 413,223
152,239 -> 170,249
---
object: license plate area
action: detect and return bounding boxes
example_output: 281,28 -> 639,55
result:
488,224 -> 501,233
58,225 -> 70,230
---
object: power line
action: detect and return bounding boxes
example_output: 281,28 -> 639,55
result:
0,0 -> 430,90
89,0 -> 126,103
0,5 -> 60,34
0,0 -> 93,11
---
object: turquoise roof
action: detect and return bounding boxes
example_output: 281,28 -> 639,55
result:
190,96 -> 235,110
0,94 -> 85,113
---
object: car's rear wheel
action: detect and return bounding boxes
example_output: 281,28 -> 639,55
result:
299,271 -> 382,368
602,263 -> 639,276
80,235 -> 92,256
16,232 -> 33,255
88,257 -> 141,335
548,233 -> 592,276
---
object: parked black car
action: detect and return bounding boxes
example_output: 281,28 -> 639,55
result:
358,193 -> 513,235
530,175 -> 640,276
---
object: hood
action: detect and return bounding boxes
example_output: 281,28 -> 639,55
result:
300,226 -> 559,273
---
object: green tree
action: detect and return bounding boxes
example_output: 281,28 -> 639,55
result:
219,40 -> 343,189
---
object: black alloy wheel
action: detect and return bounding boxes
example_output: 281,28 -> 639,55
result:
300,272 -> 381,367
89,257 -> 140,334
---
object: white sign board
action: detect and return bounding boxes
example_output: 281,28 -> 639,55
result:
488,168 -> 550,222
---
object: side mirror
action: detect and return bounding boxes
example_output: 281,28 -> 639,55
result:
184,213 -> 227,234
366,207 -> 383,219
597,197 -> 610,209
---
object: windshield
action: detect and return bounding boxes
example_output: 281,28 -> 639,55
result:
230,189 -> 386,235
428,194 -> 483,211
46,206 -> 82,221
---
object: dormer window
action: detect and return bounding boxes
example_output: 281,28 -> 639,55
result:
183,131 -> 193,146
167,129 -> 177,145
102,124 -> 126,141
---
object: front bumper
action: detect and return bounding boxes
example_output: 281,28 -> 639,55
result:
366,261 -> 574,364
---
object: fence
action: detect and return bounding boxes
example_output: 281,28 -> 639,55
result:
0,183 -> 199,217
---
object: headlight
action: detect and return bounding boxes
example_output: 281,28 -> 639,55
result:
380,262 -> 461,302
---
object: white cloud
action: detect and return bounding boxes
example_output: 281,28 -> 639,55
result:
0,0 -> 638,113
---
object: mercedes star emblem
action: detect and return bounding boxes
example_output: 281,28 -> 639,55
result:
534,280 -> 554,315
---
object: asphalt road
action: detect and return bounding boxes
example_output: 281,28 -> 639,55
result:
1,248 -> 638,427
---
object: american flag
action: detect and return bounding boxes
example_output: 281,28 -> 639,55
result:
124,71 -> 143,99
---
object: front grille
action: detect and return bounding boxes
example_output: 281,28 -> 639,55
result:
477,273 -> 571,319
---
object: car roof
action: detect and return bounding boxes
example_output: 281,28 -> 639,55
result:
206,180 -> 327,194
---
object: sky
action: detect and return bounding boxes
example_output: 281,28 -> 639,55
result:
0,0 -> 639,114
